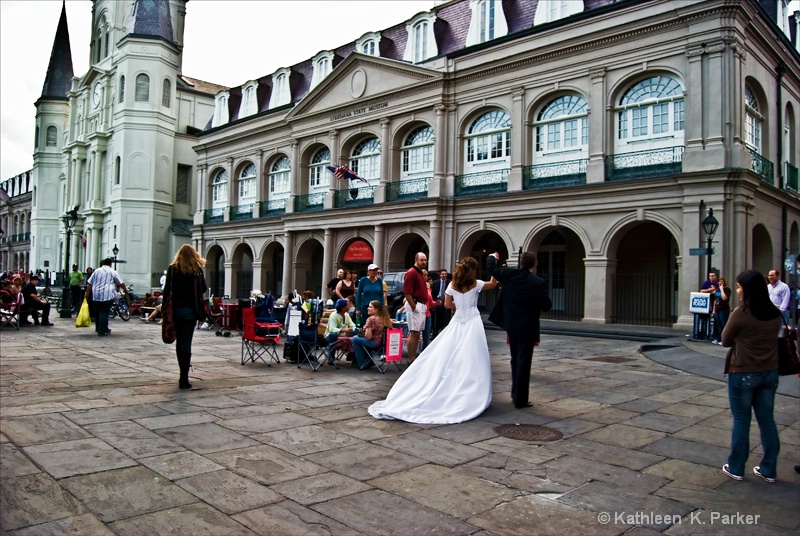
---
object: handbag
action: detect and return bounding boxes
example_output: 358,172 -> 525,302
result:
778,319 -> 800,376
75,298 -> 91,328
161,267 -> 176,344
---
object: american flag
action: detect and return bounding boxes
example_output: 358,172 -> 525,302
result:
80,233 -> 87,247
328,165 -> 368,184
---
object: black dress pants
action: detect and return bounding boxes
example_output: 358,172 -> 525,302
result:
508,331 -> 536,407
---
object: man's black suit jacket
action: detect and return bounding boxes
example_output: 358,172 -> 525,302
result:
487,256 -> 552,341
431,277 -> 451,302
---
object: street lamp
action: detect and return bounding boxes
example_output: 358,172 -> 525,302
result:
702,208 -> 719,278
59,205 -> 80,318
112,244 -> 119,270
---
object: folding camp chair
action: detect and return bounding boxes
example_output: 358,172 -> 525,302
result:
241,307 -> 281,366
297,323 -> 329,371
0,292 -> 23,330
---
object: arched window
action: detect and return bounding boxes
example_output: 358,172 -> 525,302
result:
239,82 -> 258,117
311,51 -> 333,89
135,73 -> 150,102
466,0 -> 508,45
356,32 -> 381,57
269,156 -> 291,195
402,126 -> 434,176
270,69 -> 291,108
119,75 -> 125,103
533,0 -> 584,25
212,92 -> 229,127
403,13 -> 438,64
745,86 -> 762,152
362,41 -> 376,55
238,163 -> 256,203
115,156 -> 121,185
616,75 -> 684,151
534,95 -> 588,160
211,169 -> 228,208
161,78 -> 171,107
351,138 -> 381,181
465,109 -> 511,167
414,22 -> 428,63
46,126 -> 58,147
309,148 -> 331,190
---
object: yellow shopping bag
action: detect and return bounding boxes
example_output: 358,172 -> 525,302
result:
75,298 -> 91,328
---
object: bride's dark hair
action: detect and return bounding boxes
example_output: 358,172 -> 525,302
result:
452,257 -> 478,292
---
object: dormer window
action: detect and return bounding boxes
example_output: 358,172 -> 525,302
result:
403,12 -> 438,64
269,68 -> 291,109
239,81 -> 258,118
356,32 -> 382,57
533,0 -> 584,26
776,0 -> 791,37
212,91 -> 229,128
466,0 -> 508,46
310,51 -> 334,90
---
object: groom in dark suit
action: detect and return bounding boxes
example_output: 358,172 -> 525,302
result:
487,252 -> 551,408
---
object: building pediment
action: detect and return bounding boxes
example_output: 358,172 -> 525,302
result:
288,53 -> 441,120
74,66 -> 109,94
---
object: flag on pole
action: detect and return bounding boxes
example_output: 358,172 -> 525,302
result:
327,165 -> 368,184
80,232 -> 87,247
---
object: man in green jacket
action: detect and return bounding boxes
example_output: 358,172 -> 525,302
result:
68,264 -> 84,314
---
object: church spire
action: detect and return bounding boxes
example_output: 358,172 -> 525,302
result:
130,0 -> 174,43
39,1 -> 74,102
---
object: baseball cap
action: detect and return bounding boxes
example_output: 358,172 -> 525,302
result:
335,299 -> 349,310
367,263 -> 379,271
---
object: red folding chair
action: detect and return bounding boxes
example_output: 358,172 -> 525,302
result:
241,307 -> 281,366
0,292 -> 23,330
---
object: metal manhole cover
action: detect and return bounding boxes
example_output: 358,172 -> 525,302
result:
586,356 -> 635,363
494,424 -> 563,442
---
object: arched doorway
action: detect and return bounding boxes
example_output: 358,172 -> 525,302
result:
386,234 -> 428,273
296,239 -> 324,297
611,222 -> 678,327
535,228 -> 586,321
231,244 -> 253,299
751,224 -> 773,276
458,231 -> 508,312
262,242 -> 284,298
207,245 -> 225,298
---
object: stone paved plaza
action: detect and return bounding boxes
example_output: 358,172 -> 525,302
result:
1,317 -> 798,535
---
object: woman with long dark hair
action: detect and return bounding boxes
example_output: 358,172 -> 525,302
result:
720,270 -> 781,482
163,244 -> 207,389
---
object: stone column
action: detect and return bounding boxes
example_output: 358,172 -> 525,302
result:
428,220 -> 442,273
225,157 -> 234,221
323,228 -> 334,291
587,69 -> 606,183
254,149 -> 264,217
682,46 -> 705,170
508,87 -> 525,191
430,104 -> 448,198
375,118 -> 391,203
288,139 -> 300,213
90,228 -> 100,267
582,257 -> 615,324
92,150 -> 102,205
373,224 -> 385,270
282,231 -> 294,296
195,165 -> 206,225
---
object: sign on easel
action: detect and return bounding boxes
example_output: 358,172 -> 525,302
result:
385,328 -> 403,362
286,308 -> 302,337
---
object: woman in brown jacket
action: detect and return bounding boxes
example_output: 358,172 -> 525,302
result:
720,270 -> 781,482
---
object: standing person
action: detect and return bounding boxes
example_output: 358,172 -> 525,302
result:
159,270 -> 167,291
369,257 -> 498,423
350,300 -> 393,369
20,275 -> 53,326
84,267 -> 95,320
376,268 -> 388,305
335,270 -> 356,301
421,270 -> 435,351
163,244 -> 208,389
403,252 -> 429,364
68,264 -> 84,314
326,269 -> 345,298
487,251 -> 552,409
711,276 -> 732,344
720,270 -> 781,483
431,269 -> 451,338
767,269 -> 791,326
699,271 -> 719,340
85,258 -> 128,336
356,264 -> 383,324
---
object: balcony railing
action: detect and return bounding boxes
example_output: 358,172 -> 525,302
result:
204,207 -> 224,224
455,168 -> 509,196
749,149 -> 774,185
605,146 -> 684,182
786,162 -> 798,192
231,203 -> 254,221
334,185 -> 376,208
258,198 -> 287,218
523,159 -> 587,190
294,192 -> 326,212
386,177 -> 431,202
10,232 -> 31,242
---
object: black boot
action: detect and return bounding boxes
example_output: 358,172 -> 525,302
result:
177,353 -> 192,389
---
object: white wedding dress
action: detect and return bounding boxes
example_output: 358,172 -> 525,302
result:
368,280 -> 491,424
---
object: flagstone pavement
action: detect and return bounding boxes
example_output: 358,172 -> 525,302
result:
1,317 -> 798,535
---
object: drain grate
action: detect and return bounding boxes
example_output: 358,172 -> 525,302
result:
494,424 -> 563,442
586,356 -> 635,363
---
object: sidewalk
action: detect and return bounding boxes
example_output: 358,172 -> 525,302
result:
1,316 -> 798,535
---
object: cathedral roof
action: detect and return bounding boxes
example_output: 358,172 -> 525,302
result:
130,0 -> 174,43
39,2 -> 74,102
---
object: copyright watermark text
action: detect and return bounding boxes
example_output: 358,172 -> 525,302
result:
597,511 -> 761,526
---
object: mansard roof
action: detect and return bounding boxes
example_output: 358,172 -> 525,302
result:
38,2 -> 74,103
129,0 -> 174,43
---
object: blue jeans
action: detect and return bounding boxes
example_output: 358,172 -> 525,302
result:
714,309 -> 730,341
727,369 -> 780,478
95,300 -> 112,334
351,336 -> 379,369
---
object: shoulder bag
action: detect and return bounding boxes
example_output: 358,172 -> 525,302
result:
161,267 -> 176,344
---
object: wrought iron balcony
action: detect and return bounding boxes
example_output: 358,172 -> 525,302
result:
231,203 -> 254,221
785,162 -> 798,192
605,146 -> 684,182
748,149 -> 774,185
386,177 -> 431,202
523,159 -> 587,190
455,168 -> 509,196
11,232 -> 31,242
294,192 -> 326,212
204,207 -> 224,224
258,198 -> 287,218
334,185 -> 376,208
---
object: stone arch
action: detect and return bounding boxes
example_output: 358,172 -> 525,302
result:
260,238 -> 285,297
525,217 -> 592,256
205,243 -> 227,297
385,229 -> 429,273
295,234 -> 325,297
230,240 -> 255,299
751,223 -> 773,276
530,225 -> 587,321
601,210 -> 682,259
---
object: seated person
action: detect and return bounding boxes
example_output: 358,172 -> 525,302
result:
346,295 -> 357,324
324,299 -> 356,346
141,295 -> 163,323
141,293 -> 158,307
20,274 -> 53,326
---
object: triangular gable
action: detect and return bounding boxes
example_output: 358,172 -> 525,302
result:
288,52 -> 441,120
75,66 -> 108,90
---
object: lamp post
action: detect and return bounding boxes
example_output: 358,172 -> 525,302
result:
112,244 -> 119,270
59,205 -> 80,318
702,208 -> 719,278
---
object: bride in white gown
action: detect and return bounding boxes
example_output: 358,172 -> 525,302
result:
368,257 -> 498,424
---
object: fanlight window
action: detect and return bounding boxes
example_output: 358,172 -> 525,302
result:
270,157 -> 291,195
535,95 -> 588,153
238,163 -> 256,202
309,148 -> 331,189
745,86 -> 762,151
211,169 -> 228,207
402,126 -> 434,175
351,138 -> 381,180
616,75 -> 684,147
466,110 -> 511,164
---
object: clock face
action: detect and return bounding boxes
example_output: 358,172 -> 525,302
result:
92,85 -> 101,107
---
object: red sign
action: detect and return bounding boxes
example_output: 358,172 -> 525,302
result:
342,239 -> 373,262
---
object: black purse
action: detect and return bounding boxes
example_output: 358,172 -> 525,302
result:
778,318 -> 800,376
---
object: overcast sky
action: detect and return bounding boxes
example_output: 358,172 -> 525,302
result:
0,0 -> 433,180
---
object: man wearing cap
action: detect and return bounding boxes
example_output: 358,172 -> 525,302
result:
403,252 -> 428,363
324,298 -> 356,347
68,264 -> 85,314
20,275 -> 53,326
85,257 -> 128,337
356,264 -> 384,326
